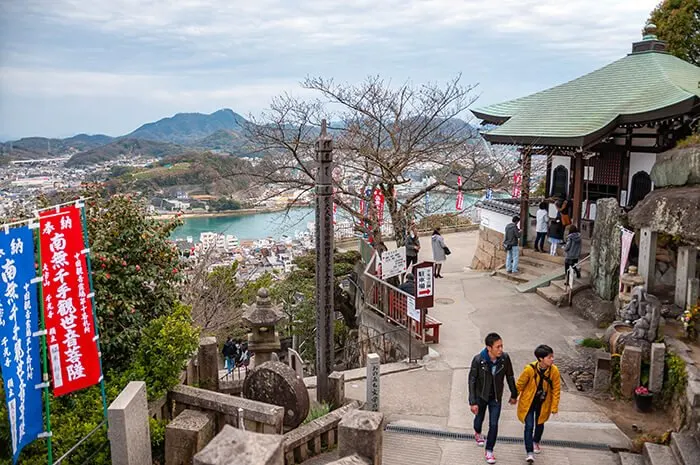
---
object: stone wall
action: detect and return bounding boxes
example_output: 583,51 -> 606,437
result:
471,226 -> 507,271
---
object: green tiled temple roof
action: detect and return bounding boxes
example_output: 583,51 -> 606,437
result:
472,51 -> 700,147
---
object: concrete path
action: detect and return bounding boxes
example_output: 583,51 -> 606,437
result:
338,230 -> 628,464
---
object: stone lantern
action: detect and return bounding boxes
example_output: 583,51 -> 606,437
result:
242,288 -> 285,366
619,266 -> 645,309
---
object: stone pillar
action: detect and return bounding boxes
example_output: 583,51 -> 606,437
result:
365,353 -> 380,412
315,120 -> 335,404
193,425 -> 284,465
688,278 -> 700,310
198,337 -> 219,391
590,198 -> 622,300
329,371 -> 346,409
108,381 -> 153,465
675,247 -> 698,309
675,247 -> 697,309
288,348 -> 304,379
638,228 -> 657,291
649,343 -> 665,394
338,410 -> 384,465
165,409 -> 216,465
620,346 -> 642,398
593,352 -> 612,392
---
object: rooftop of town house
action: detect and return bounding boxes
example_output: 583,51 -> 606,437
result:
472,26 -> 700,148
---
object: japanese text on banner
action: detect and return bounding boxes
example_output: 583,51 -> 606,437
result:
0,225 -> 44,463
39,206 -> 101,397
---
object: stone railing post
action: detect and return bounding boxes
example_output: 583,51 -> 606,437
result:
193,425 -> 284,465
165,409 -> 215,465
620,346 -> 642,398
365,354 -> 380,411
329,371 -> 346,409
198,337 -> 219,391
338,410 -> 384,465
108,381 -> 152,465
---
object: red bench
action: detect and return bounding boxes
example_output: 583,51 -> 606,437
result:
423,314 -> 442,344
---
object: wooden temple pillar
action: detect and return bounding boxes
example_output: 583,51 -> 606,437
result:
572,152 -> 584,228
544,154 -> 553,198
519,148 -> 532,246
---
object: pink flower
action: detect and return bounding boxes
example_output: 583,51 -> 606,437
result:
135,265 -> 141,272
635,386 -> 650,396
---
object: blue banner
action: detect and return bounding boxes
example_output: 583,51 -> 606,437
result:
0,225 -> 44,463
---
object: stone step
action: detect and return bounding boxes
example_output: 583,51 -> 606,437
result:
515,269 -> 566,293
619,452 -> 645,465
551,277 -> 592,293
670,432 -> 700,465
518,254 -> 563,269
687,380 -> 700,408
643,442 -> 679,465
521,248 -> 565,265
494,269 -> 541,284
536,285 -> 567,306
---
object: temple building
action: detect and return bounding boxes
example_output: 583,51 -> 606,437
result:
472,24 -> 700,248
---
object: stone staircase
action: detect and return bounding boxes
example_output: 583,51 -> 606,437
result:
493,249 -> 593,306
617,432 -> 700,465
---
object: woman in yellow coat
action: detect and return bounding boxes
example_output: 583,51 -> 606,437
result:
516,345 -> 561,463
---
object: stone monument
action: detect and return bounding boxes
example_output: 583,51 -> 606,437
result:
618,266 -> 645,310
242,361 -> 310,429
590,198 -> 623,301
242,288 -> 285,366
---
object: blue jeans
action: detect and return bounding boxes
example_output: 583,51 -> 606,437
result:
524,403 -> 545,453
474,399 -> 502,452
506,246 -> 519,272
535,232 -> 546,251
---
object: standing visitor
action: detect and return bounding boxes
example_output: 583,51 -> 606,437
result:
399,272 -> 416,296
222,337 -> 236,372
534,203 -> 549,253
564,225 -> 582,280
547,218 -> 564,256
405,224 -> 421,271
516,345 -> 561,463
503,216 -> 521,273
469,333 -> 518,464
431,228 -> 448,278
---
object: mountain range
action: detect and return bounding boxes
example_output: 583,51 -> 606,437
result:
1,109 -> 251,166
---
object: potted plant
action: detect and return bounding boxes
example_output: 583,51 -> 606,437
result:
680,302 -> 699,341
634,386 -> 653,412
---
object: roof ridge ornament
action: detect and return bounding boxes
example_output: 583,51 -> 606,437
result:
642,23 -> 658,41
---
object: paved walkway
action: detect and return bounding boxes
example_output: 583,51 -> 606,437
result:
336,230 -> 627,464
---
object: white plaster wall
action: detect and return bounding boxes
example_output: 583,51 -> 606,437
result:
478,208 -> 513,234
627,152 -> 657,201
549,155 -> 571,196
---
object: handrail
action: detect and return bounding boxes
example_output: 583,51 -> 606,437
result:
566,253 -> 591,305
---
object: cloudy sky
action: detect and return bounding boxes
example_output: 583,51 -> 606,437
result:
0,0 -> 660,140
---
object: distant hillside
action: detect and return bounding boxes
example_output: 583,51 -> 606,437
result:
108,152 -> 253,196
190,129 -> 247,152
126,109 -> 248,145
66,138 -> 186,167
0,134 -> 114,159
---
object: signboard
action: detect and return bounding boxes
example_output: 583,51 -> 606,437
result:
39,206 -> 101,397
381,247 -> 406,280
512,171 -> 522,198
407,296 -> 420,322
456,176 -> 464,211
372,188 -> 385,225
0,225 -> 44,463
414,261 -> 435,309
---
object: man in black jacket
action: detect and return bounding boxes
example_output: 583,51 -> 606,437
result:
468,332 -> 518,464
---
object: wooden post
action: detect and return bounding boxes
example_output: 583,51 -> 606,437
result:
544,152 -> 553,198
519,148 -> 532,246
573,152 -> 584,228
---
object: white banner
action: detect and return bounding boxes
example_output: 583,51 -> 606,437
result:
620,228 -> 635,291
381,247 -> 407,280
407,296 -> 420,322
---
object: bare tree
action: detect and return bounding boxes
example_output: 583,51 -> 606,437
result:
243,75 -> 518,247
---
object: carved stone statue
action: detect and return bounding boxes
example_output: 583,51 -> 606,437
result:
613,285 -> 662,360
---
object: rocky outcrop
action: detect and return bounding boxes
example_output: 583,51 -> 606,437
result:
590,198 -> 623,301
650,145 -> 700,187
471,226 -> 506,270
628,185 -> 700,243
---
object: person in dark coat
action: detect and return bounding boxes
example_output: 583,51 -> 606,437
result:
399,272 -> 416,296
547,218 -> 564,256
564,225 -> 582,279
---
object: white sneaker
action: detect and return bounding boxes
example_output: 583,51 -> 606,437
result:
534,443 -> 541,454
526,454 -> 535,463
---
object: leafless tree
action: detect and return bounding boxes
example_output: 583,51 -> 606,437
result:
243,75 -> 518,247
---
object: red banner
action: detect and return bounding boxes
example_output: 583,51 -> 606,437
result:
39,206 -> 101,397
456,176 -> 464,210
512,171 -> 522,198
373,188 -> 385,226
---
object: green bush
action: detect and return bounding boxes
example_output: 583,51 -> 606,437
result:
579,338 -> 605,349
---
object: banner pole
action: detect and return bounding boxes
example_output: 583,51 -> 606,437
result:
35,224 -> 54,465
78,205 -> 109,423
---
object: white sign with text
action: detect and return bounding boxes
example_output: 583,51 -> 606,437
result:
381,247 -> 406,279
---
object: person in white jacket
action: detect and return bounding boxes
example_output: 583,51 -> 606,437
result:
534,202 -> 549,253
